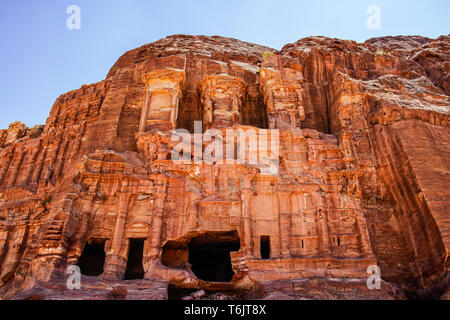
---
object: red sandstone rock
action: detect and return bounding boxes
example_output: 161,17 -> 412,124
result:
0,122 -> 28,147
0,34 -> 448,300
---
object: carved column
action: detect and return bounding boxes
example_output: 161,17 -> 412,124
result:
147,177 -> 167,261
317,208 -> 332,256
103,193 -> 131,279
273,190 -> 281,258
278,191 -> 292,258
170,92 -> 180,129
139,90 -> 152,133
311,192 -> 332,256
240,176 -> 253,258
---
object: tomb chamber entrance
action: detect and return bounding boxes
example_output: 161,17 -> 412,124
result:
188,231 -> 240,283
77,238 -> 106,276
124,238 -> 145,280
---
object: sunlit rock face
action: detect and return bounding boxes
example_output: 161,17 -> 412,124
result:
0,34 -> 449,300
260,55 -> 305,130
198,74 -> 247,129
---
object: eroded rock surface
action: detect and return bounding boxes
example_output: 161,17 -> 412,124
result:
0,34 -> 448,300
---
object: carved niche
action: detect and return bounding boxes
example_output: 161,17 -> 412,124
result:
260,58 -> 305,130
139,68 -> 186,132
198,74 -> 247,129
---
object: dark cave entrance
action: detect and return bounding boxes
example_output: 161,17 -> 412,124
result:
124,238 -> 145,280
260,236 -> 271,259
188,231 -> 240,282
77,238 -> 106,276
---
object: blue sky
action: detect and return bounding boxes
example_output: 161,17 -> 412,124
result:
0,0 -> 449,129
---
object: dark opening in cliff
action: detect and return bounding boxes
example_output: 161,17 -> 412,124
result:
124,238 -> 145,280
260,236 -> 271,259
188,231 -> 240,282
77,238 -> 106,276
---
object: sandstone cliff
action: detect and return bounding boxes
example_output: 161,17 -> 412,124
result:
0,34 -> 448,300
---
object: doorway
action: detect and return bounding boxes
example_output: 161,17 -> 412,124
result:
260,236 -> 271,259
188,231 -> 240,282
124,238 -> 145,280
77,238 -> 106,276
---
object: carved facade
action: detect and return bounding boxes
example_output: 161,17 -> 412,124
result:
260,55 -> 305,130
0,35 -> 449,300
198,74 -> 246,129
139,68 -> 186,132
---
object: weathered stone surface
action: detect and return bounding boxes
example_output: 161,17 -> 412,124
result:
0,34 -> 448,300
0,122 -> 28,147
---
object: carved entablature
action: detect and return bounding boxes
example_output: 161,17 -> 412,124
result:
139,68 -> 186,132
260,62 -> 305,130
198,74 -> 247,129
